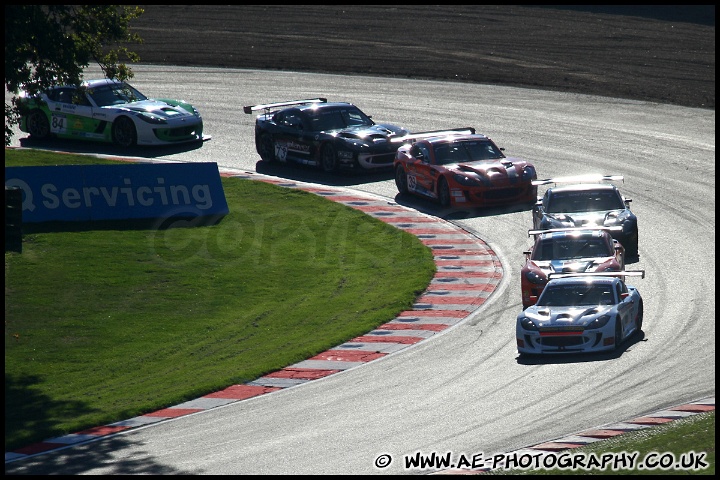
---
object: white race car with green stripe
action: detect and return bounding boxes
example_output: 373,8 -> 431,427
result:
18,78 -> 207,148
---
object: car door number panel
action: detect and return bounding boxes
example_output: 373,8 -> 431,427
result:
50,113 -> 68,134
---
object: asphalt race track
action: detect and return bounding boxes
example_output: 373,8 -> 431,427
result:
4,62 -> 715,474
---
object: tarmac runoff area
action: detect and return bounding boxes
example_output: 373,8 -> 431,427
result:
5,166 -> 715,470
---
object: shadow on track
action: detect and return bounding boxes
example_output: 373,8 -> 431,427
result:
392,192 -> 534,220
17,136 -> 209,159
254,159 -> 394,186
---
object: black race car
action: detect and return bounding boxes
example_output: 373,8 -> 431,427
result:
531,175 -> 639,257
244,98 -> 410,173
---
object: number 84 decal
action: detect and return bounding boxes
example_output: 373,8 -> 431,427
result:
50,113 -> 68,134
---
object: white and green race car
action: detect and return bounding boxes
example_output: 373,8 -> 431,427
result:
18,78 -> 207,148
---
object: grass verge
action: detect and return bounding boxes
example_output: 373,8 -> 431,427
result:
5,148 -> 436,451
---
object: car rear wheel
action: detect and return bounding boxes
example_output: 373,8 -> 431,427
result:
26,110 -> 51,139
258,134 -> 275,162
438,177 -> 451,207
112,116 -> 137,148
321,144 -> 338,172
395,166 -> 409,194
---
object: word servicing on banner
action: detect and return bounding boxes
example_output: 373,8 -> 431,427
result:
4,162 -> 229,223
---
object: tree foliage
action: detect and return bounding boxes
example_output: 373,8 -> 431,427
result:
4,5 -> 144,146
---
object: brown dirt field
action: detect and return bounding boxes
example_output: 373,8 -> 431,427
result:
129,5 -> 714,109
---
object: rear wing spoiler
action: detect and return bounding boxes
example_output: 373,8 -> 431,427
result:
391,127 -> 476,144
243,98 -> 328,114
527,226 -> 623,237
532,174 -> 624,187
548,270 -> 645,280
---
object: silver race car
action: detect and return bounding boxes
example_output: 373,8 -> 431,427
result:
516,271 -> 644,355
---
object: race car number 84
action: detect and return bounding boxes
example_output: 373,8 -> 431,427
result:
51,113 -> 68,134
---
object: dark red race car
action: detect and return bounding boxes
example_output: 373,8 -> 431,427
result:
520,227 -> 625,309
393,128 -> 537,208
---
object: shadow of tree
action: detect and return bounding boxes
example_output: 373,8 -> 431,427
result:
4,434 -> 191,474
4,374 -> 195,474
5,373 -> 98,452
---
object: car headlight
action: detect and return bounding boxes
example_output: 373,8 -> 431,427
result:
584,314 -> 611,330
603,215 -> 621,226
453,173 -> 482,186
522,165 -> 536,181
136,113 -> 167,124
524,270 -> 546,284
520,317 -> 539,331
604,210 -> 632,227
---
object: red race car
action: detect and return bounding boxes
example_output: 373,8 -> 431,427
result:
520,227 -> 625,309
393,128 -> 537,207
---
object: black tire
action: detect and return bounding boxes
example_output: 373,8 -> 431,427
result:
438,177 -> 451,207
258,134 -> 275,162
26,110 -> 51,139
112,116 -> 137,148
626,230 -> 639,257
395,165 -> 409,194
635,300 -> 644,333
320,144 -> 338,172
614,318 -> 623,350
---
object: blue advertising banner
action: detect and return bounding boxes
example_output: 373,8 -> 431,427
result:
4,162 -> 229,223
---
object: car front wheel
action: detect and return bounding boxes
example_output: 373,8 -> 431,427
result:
634,300 -> 644,333
26,110 -> 51,139
438,177 -> 451,207
321,144 -> 338,173
112,117 -> 137,148
626,230 -> 639,257
395,166 -> 409,194
614,319 -> 623,350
